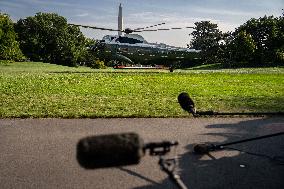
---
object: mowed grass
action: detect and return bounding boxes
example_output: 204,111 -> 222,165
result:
0,62 -> 283,118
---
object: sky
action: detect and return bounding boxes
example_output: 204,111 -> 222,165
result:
1,0 -> 283,47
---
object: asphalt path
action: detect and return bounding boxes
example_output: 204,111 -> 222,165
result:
0,117 -> 284,189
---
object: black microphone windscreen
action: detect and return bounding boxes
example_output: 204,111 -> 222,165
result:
178,92 -> 195,113
193,144 -> 210,154
77,133 -> 145,169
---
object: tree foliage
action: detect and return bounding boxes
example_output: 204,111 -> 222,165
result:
0,13 -> 24,61
227,31 -> 256,63
189,21 -> 223,63
190,15 -> 284,67
15,12 -> 86,66
235,15 -> 284,64
78,38 -> 107,68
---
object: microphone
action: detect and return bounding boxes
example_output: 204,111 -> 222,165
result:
77,133 -> 144,169
178,92 -> 197,116
193,144 -> 217,154
77,132 -> 178,169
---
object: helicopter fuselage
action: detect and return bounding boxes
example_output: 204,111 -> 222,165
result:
95,34 -> 200,66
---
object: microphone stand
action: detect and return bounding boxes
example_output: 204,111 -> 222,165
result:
194,132 -> 284,154
180,103 -> 284,155
159,157 -> 188,189
195,110 -> 284,116
146,141 -> 188,189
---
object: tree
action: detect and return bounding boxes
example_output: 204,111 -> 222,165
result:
15,12 -> 86,66
227,31 -> 256,64
275,15 -> 284,63
0,13 -> 24,61
77,38 -> 107,68
189,21 -> 223,64
235,15 -> 283,64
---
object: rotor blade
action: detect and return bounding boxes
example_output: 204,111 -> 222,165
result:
133,22 -> 166,31
157,28 -> 170,31
69,23 -> 121,32
138,29 -> 159,32
69,23 -> 194,33
133,26 -> 194,32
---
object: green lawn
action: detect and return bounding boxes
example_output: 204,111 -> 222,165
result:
0,62 -> 283,118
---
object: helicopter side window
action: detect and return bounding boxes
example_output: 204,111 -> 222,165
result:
116,37 -> 143,44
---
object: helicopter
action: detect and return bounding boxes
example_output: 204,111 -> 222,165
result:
70,4 -> 200,69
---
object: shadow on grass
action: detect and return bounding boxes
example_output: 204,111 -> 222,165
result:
217,97 -> 284,113
192,96 -> 284,116
47,70 -> 170,74
4,96 -> 284,119
185,63 -> 224,70
124,117 -> 284,189
186,63 -> 284,70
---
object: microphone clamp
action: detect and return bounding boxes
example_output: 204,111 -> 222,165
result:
144,141 -> 179,156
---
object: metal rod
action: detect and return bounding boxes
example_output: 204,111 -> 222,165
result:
215,132 -> 284,149
159,158 -> 188,189
168,172 -> 188,189
197,111 -> 284,116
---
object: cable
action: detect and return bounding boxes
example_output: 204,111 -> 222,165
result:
223,146 -> 284,165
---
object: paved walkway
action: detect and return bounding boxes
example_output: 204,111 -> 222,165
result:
0,117 -> 284,189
